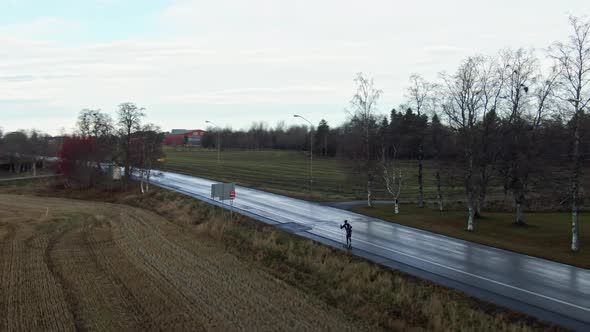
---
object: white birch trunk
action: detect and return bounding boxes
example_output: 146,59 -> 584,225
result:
516,203 -> 524,225
382,148 -> 402,214
571,115 -> 581,251
572,208 -> 579,251
140,170 -> 145,194
145,168 -> 151,193
466,149 -> 475,231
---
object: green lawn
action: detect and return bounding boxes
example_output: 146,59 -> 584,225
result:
160,147 -> 468,201
353,204 -> 589,269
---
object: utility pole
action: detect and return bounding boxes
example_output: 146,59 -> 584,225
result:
205,120 -> 221,165
294,114 -> 313,198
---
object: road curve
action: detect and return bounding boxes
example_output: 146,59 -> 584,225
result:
148,170 -> 590,331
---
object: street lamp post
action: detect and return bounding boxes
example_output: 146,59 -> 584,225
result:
205,120 -> 221,165
294,114 -> 313,197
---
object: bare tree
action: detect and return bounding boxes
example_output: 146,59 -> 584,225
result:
441,56 -> 485,231
427,84 -> 450,213
475,56 -> 506,214
430,111 -> 446,212
77,109 -> 115,172
133,124 -> 164,193
380,146 -> 403,214
551,16 -> 590,252
77,109 -> 113,138
501,49 -> 538,121
349,73 -> 383,207
117,102 -> 145,179
498,49 -> 536,225
498,49 -> 557,225
406,74 -> 432,208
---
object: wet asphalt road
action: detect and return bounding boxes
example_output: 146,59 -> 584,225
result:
148,170 -> 590,331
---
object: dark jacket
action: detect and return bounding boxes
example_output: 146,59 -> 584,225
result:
341,223 -> 352,236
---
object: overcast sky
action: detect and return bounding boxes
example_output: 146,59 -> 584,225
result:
1,0 -> 588,135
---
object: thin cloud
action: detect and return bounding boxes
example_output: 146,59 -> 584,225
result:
165,86 -> 341,105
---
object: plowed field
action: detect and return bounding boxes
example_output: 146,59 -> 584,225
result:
0,194 -> 362,331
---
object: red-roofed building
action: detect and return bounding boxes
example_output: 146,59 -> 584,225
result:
163,129 -> 205,146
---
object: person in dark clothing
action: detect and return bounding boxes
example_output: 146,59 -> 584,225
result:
340,220 -> 352,249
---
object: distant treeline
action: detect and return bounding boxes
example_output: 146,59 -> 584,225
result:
201,109 -> 589,162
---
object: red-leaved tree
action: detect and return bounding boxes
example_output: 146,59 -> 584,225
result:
57,136 -> 97,189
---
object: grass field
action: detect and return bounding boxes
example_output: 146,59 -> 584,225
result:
0,181 -> 561,331
0,194 -> 365,331
353,204 -> 589,269
160,147 -> 468,201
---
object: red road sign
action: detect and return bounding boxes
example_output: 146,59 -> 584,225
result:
229,190 -> 236,199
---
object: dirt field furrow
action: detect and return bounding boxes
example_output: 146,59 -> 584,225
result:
114,207 -> 349,331
0,225 -> 76,331
0,194 -> 362,331
84,221 -> 207,330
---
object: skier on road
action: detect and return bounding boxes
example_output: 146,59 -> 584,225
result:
340,220 -> 352,249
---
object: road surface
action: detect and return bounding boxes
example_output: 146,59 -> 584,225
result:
148,170 -> 590,331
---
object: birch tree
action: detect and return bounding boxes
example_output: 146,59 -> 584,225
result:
135,124 -> 164,193
406,74 -> 432,208
499,49 -> 557,225
349,73 -> 383,207
551,16 -> 590,251
430,112 -> 446,212
380,146 -> 403,214
117,102 -> 145,179
475,56 -> 505,214
499,49 -> 537,225
441,56 -> 485,231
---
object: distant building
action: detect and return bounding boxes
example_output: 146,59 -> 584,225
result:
163,129 -> 205,146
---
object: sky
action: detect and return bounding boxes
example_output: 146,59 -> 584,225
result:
0,0 -> 589,135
